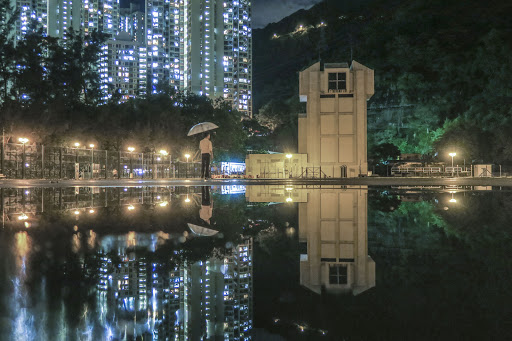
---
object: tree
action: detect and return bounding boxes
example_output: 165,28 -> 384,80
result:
13,20 -> 49,109
256,99 -> 286,132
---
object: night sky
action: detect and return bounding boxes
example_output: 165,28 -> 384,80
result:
252,0 -> 323,29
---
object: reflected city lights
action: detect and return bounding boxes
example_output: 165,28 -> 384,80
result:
0,185 -> 509,340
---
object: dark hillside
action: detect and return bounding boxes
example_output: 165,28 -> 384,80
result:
252,0 -> 512,163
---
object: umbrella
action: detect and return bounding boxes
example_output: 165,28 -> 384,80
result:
187,122 -> 219,136
187,223 -> 219,237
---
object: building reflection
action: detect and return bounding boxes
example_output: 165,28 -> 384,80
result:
247,185 -> 375,295
96,235 -> 253,340
0,186 -> 253,340
298,186 -> 375,295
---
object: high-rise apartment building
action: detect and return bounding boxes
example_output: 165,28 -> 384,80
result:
180,0 -> 252,117
222,0 -> 252,117
141,0 -> 252,117
6,0 -> 252,115
81,0 -> 119,38
119,3 -> 145,43
100,32 -> 147,101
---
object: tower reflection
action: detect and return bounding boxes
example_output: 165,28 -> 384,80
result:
246,185 -> 375,296
298,186 -> 375,295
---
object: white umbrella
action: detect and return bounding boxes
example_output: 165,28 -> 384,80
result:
187,122 -> 219,136
187,223 -> 219,237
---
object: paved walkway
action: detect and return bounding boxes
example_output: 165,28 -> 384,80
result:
0,177 -> 511,188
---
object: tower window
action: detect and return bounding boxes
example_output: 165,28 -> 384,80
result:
328,73 -> 346,91
329,264 -> 347,285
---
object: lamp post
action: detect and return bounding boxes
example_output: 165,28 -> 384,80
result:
160,150 -> 168,178
286,154 -> 292,178
185,153 -> 190,178
89,144 -> 94,179
19,138 -> 28,179
128,147 -> 135,178
73,142 -> 80,179
449,152 -> 456,177
449,192 -> 457,203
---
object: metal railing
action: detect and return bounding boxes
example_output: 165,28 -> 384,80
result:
0,142 -> 202,179
297,167 -> 327,179
391,166 -> 471,176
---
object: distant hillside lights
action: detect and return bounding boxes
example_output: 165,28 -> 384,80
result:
268,13 -> 364,41
270,21 -> 327,40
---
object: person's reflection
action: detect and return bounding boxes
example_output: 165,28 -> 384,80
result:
200,186 -> 213,225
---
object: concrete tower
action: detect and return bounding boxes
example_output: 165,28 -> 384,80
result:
298,61 -> 374,178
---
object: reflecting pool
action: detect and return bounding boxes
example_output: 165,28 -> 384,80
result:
0,185 -> 510,340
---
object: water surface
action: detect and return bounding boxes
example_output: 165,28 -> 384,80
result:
0,185 -> 510,340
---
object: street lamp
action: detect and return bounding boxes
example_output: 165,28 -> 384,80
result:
18,138 -> 28,179
449,191 -> 457,203
89,144 -> 94,179
159,150 -> 168,178
128,147 -> 135,178
74,142 -> 80,179
286,154 -> 292,178
449,152 -> 456,176
184,153 -> 190,178
286,186 -> 293,202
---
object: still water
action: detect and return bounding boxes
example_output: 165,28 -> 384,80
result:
0,185 -> 510,340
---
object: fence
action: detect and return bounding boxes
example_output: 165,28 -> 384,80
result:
0,142 -> 202,179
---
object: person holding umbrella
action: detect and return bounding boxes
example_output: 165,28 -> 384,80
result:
188,121 -> 218,179
200,132 -> 213,179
